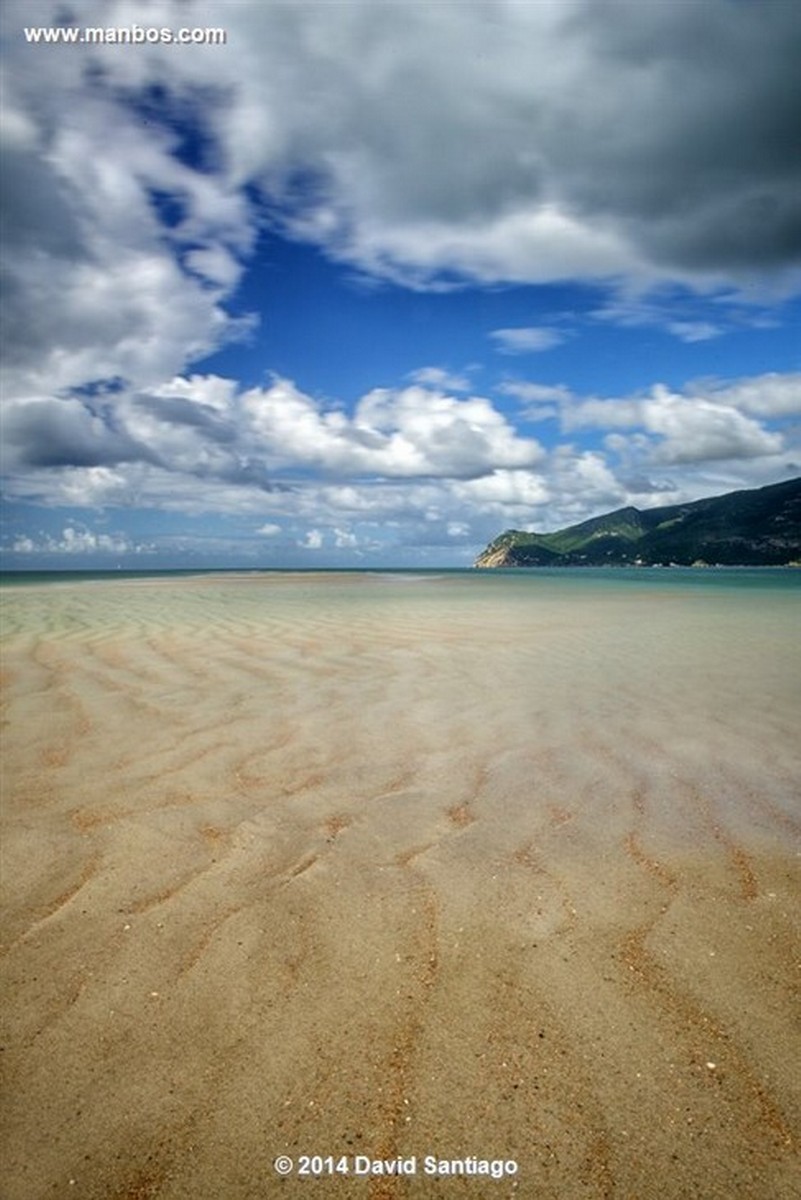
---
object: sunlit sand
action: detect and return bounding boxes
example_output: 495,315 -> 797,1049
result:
1,571 -> 799,1198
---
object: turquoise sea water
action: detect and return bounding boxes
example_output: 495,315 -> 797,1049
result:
2,565 -> 800,591
3,566 -> 797,650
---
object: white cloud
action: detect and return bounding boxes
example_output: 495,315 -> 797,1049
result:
446,521 -> 470,538
545,450 -> 626,523
242,379 -> 544,479
147,374 -> 239,413
3,368 -> 796,562
454,469 -> 551,510
666,321 -> 723,343
644,392 -> 783,465
697,373 -> 801,418
332,205 -> 637,290
1,367 -> 551,504
563,397 -> 643,432
490,327 -> 567,354
594,297 -> 728,341
564,380 -> 786,465
12,525 -> 152,556
498,382 -> 574,404
183,246 -> 245,290
408,366 -> 471,392
497,381 -> 572,422
333,527 -> 358,549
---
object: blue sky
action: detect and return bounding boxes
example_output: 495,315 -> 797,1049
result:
2,0 -> 800,568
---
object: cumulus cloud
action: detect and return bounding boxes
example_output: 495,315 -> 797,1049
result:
644,393 -> 783,465
563,379 -> 788,465
453,469 -> 551,518
2,375 -> 543,513
243,379 -> 544,479
2,364 -> 796,560
694,373 -> 801,418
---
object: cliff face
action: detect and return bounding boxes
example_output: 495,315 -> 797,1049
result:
473,545 -> 517,568
475,477 -> 801,568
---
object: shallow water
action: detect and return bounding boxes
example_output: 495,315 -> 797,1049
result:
1,571 -> 799,1198
2,569 -> 798,843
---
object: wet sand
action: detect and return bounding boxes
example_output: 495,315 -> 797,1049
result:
1,572 -> 799,1198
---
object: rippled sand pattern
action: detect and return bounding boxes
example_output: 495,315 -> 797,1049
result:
1,572 -> 799,1198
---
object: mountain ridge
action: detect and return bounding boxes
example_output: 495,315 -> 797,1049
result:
474,477 -> 801,568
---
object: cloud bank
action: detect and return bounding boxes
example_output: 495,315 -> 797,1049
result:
4,369 -> 798,560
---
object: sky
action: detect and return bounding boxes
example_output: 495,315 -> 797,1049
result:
1,0 -> 800,569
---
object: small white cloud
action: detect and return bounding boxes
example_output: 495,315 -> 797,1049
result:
301,528 -> 324,550
498,381 -> 574,404
497,381 -> 574,422
11,524 -> 152,555
257,523 -> 281,536
594,297 -> 731,342
183,246 -> 245,290
333,527 -> 358,548
666,321 -> 722,343
490,327 -> 567,354
408,366 -> 471,391
520,403 -> 559,423
446,521 -> 470,538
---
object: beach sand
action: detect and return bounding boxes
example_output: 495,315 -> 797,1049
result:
1,572 -> 799,1198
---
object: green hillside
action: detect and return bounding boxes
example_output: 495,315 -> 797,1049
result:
474,478 -> 801,567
